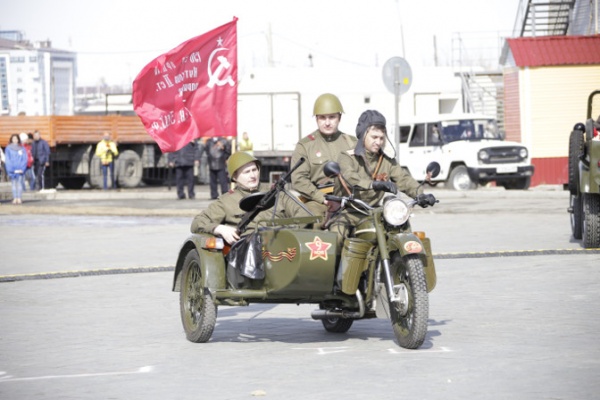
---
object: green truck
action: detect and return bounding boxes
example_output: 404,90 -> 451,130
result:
568,90 -> 600,248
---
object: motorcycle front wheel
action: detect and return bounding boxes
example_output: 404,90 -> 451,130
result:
389,253 -> 429,349
180,249 -> 217,343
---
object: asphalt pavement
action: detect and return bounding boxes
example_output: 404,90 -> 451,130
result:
0,181 -> 568,217
1,183 -> 599,400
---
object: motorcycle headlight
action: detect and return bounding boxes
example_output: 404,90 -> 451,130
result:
383,198 -> 410,226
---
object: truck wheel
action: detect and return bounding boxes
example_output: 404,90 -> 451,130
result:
59,177 -> 87,190
88,155 -> 103,189
568,129 -> 584,194
180,249 -> 217,343
321,317 -> 353,333
117,150 -> 142,188
448,166 -> 476,190
390,254 -> 429,349
570,194 -> 583,240
503,177 -> 531,190
582,193 -> 600,248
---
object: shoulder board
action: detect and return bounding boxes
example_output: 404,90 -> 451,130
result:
382,152 -> 396,163
345,149 -> 355,156
307,134 -> 316,141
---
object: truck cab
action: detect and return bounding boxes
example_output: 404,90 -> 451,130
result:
398,114 -> 535,190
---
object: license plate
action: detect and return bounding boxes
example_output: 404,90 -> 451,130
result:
497,165 -> 518,173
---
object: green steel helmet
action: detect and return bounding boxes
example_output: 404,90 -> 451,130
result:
313,93 -> 344,116
227,151 -> 261,182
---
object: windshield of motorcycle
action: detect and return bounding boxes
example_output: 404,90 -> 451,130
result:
440,119 -> 502,143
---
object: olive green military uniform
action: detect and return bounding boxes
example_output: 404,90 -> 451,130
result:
329,149 -> 422,248
334,149 -> 421,203
291,130 -> 357,217
191,183 -> 309,235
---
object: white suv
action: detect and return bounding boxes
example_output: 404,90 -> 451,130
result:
398,114 -> 535,190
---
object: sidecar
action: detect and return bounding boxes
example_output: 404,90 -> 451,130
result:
172,216 -> 342,343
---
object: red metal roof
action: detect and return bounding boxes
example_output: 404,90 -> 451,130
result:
507,35 -> 600,67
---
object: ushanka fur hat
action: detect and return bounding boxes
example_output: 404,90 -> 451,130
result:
354,110 -> 386,156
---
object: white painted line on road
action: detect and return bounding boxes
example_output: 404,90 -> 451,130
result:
0,366 -> 153,383
387,346 -> 454,354
292,346 -> 350,355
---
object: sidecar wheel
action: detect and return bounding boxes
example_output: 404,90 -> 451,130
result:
321,317 -> 354,333
179,249 -> 217,343
390,254 -> 429,349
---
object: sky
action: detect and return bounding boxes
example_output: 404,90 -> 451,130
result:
1,0 -> 522,87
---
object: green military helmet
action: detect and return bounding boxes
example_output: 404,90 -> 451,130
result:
227,151 -> 261,182
313,93 -> 344,116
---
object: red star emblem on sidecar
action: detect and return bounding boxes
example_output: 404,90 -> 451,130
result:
305,236 -> 332,261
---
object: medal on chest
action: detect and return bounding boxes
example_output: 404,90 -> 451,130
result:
315,151 -> 322,158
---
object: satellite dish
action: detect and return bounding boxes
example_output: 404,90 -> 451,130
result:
382,57 -> 412,96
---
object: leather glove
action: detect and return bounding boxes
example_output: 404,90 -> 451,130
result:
372,180 -> 397,194
416,193 -> 437,208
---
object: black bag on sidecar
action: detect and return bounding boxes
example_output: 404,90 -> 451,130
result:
226,232 -> 264,287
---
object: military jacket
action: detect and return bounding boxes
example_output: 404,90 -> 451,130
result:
291,130 -> 357,204
334,150 -> 421,206
191,183 -> 309,235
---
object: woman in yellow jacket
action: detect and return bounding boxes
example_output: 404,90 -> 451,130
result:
95,132 -> 119,189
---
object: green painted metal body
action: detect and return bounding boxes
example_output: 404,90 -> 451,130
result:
354,214 -> 437,293
173,208 -> 437,305
580,139 -> 600,194
173,228 -> 339,303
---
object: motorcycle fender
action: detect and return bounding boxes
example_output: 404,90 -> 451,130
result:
388,233 -> 437,292
172,234 -> 227,292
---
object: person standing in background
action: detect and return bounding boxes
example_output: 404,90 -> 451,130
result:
204,136 -> 231,199
238,131 -> 253,156
19,132 -> 35,191
32,130 -> 51,191
95,132 -> 119,190
5,134 -> 28,204
168,140 -> 202,200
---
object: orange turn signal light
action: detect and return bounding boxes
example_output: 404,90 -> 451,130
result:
204,237 -> 225,250
413,231 -> 426,240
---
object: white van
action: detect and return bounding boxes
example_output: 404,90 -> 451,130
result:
398,113 -> 535,190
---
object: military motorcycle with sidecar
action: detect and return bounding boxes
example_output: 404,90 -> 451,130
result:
171,159 -> 441,349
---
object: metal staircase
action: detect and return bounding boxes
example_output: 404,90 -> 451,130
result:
452,0 -> 581,125
458,71 -> 505,129
513,0 -> 576,37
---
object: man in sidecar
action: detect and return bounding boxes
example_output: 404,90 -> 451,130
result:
190,151 -> 312,285
191,151 -> 309,240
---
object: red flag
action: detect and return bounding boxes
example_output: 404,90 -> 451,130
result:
133,18 -> 238,153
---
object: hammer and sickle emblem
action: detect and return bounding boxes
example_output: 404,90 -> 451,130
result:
207,48 -> 235,88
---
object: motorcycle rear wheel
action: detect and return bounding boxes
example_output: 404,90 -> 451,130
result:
180,249 -> 217,343
321,317 -> 354,333
389,254 -> 429,349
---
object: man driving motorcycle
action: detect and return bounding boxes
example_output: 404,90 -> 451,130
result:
328,109 -> 436,245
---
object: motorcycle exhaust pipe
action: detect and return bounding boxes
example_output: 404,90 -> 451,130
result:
311,309 -> 362,320
311,290 -> 365,320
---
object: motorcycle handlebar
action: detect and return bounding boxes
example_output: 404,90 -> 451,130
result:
324,194 -> 343,203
